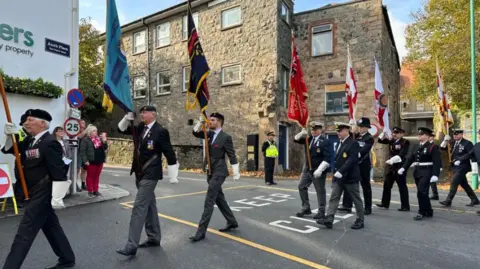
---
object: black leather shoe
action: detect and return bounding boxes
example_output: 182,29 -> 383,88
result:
295,209 -> 312,217
477,210 -> 480,215
350,218 -> 364,230
219,223 -> 238,232
189,233 -> 206,242
138,240 -> 160,248
313,213 -> 325,220
316,218 -> 333,229
271,182 -> 278,185
429,196 -> 439,200
466,200 -> 480,207
376,204 -> 389,209
45,261 -> 75,269
116,248 -> 136,256
364,208 -> 372,215
439,200 -> 452,207
337,207 -> 352,213
413,214 -> 425,221
398,208 -> 410,212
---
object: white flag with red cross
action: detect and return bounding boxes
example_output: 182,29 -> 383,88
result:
374,57 -> 391,138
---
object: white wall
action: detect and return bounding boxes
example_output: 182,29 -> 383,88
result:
0,0 -> 79,180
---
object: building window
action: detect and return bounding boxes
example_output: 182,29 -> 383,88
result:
281,2 -> 290,24
221,64 -> 242,85
156,22 -> 170,48
183,66 -> 191,92
221,6 -> 242,29
325,84 -> 348,114
278,66 -> 289,108
311,24 -> 333,56
133,30 -> 146,54
133,76 -> 147,99
156,71 -> 171,95
183,13 -> 199,40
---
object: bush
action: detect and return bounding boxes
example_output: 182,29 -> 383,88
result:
0,69 -> 63,99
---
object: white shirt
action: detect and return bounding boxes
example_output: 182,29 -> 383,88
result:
336,136 -> 349,154
310,135 -> 319,147
211,128 -> 222,144
31,130 -> 49,147
143,121 -> 156,138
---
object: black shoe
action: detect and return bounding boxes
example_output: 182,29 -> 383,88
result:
477,210 -> 480,215
266,182 -> 272,185
376,204 -> 389,209
413,214 -> 425,221
93,192 -> 102,196
430,196 -> 439,200
425,211 -> 433,218
45,261 -> 75,269
364,208 -> 372,215
398,208 -> 410,212
295,209 -> 312,217
316,218 -> 333,229
189,233 -> 206,242
439,200 -> 452,207
313,213 -> 325,220
466,199 -> 480,207
338,207 -> 352,213
219,223 -> 238,232
138,240 -> 160,248
271,182 -> 278,185
351,218 -> 364,230
116,248 -> 137,256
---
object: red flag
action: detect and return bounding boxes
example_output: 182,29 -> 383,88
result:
345,45 -> 358,123
287,33 -> 309,128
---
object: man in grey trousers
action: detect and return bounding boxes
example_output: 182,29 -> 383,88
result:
294,121 -> 332,220
116,105 -> 179,256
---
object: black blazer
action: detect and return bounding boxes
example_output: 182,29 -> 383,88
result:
441,139 -> 473,172
193,129 -> 238,177
119,121 -> 177,180
294,135 -> 331,171
402,141 -> 441,177
333,136 -> 360,184
378,137 -> 410,171
355,132 -> 374,166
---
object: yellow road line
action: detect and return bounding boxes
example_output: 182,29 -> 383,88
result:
254,185 -> 479,215
121,203 -> 330,269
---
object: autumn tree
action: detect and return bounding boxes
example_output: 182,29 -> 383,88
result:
404,0 -> 480,112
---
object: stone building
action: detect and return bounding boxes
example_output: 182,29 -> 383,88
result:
105,0 -> 401,175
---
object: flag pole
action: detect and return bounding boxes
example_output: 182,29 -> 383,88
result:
0,74 -> 30,200
202,117 -> 212,175
470,0 -> 478,189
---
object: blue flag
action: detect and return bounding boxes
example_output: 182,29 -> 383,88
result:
186,0 -> 210,118
103,0 -> 133,113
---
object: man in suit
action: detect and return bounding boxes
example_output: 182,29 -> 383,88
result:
2,109 -> 75,269
458,130 -> 480,215
189,112 -> 241,242
293,121 -> 331,220
376,127 -> 410,211
439,129 -> 480,207
398,127 -> 442,220
339,117 -> 374,215
428,133 -> 440,200
116,105 -> 179,256
261,131 -> 278,185
317,122 -> 364,230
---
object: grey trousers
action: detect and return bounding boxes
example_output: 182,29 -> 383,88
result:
197,175 -> 237,234
298,168 -> 327,214
327,181 -> 365,220
125,179 -> 161,250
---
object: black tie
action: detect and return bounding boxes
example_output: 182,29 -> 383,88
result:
141,126 -> 148,140
336,142 -> 342,155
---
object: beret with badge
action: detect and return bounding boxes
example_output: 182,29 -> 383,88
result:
417,127 -> 433,136
139,105 -> 156,112
26,109 -> 52,122
392,126 -> 405,133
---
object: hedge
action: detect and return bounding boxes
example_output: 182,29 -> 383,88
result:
0,69 -> 63,98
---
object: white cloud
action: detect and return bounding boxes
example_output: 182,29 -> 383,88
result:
80,1 -> 92,8
91,19 -> 105,33
388,12 -> 408,63
118,11 -> 128,24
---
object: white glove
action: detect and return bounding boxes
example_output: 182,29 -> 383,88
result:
397,168 -> 405,175
193,115 -> 206,132
440,140 -> 448,148
167,163 -> 179,184
443,135 -> 451,141
471,162 -> 478,174
118,113 -> 134,131
349,119 -> 356,125
232,163 -> 240,181
390,155 -> 402,164
386,159 -> 393,165
334,172 -> 342,178
313,161 -> 330,177
454,160 -> 461,166
294,128 -> 308,140
378,132 -> 385,140
4,122 -> 18,135
430,176 -> 438,183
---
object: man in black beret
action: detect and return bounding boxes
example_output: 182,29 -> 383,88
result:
439,129 -> 479,207
261,130 -> 278,185
376,126 -> 410,211
398,127 -> 442,220
2,109 -> 76,269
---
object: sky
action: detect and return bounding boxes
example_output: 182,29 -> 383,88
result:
80,0 -> 423,61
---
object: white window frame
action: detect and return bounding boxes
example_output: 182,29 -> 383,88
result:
183,13 -> 199,40
324,86 -> 348,114
133,30 -> 146,54
156,71 -> 171,95
221,64 -> 242,86
156,22 -> 170,48
281,2 -> 290,24
311,24 -> 333,56
183,66 -> 191,92
133,76 -> 147,99
221,6 -> 242,29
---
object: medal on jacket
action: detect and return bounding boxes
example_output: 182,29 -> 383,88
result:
26,149 -> 40,159
343,152 -> 347,158
317,148 -> 320,153
423,148 -> 427,154
395,145 -> 400,149
147,140 -> 154,150
359,142 -> 365,147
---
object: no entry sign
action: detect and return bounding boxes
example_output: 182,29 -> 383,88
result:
64,118 -> 81,137
0,164 -> 14,199
67,88 -> 85,108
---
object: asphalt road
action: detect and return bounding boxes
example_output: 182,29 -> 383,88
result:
1,168 -> 479,269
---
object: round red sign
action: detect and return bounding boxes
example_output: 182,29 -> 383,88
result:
0,167 -> 12,197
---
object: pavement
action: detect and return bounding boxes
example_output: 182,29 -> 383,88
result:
0,167 -> 479,269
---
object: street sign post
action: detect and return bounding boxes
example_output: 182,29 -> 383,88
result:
64,118 -> 81,138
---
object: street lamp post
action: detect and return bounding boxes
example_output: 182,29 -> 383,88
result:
470,0 -> 478,189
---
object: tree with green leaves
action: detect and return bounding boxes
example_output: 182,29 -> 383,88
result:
404,0 -> 480,112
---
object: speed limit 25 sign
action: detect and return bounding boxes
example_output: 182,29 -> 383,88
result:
64,118 -> 81,137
